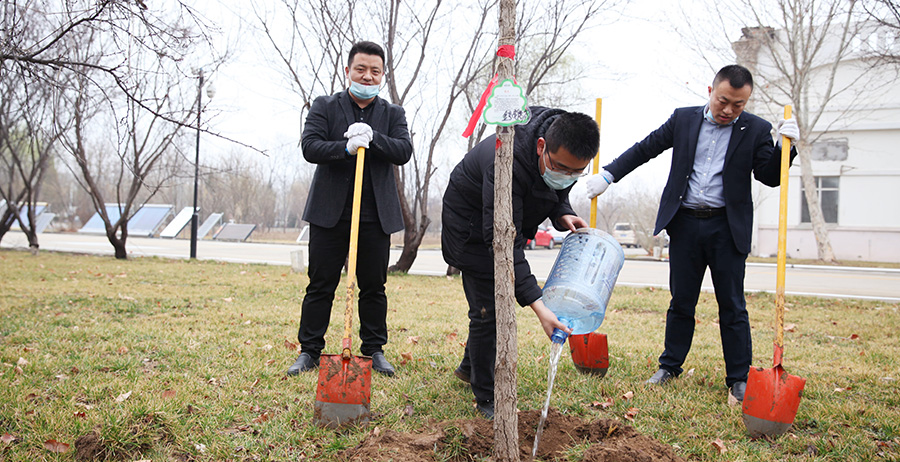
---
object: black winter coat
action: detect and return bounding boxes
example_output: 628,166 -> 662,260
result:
441,107 -> 577,306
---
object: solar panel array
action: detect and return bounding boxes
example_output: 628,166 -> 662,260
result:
79,204 -> 173,237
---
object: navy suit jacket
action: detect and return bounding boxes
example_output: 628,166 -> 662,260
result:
300,91 -> 413,234
604,106 -> 796,254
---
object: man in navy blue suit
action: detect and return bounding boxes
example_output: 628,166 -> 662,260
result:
584,64 -> 799,402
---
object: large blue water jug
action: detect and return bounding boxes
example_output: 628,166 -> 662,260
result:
543,228 -> 625,343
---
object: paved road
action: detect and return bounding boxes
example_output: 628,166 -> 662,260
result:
4,231 -> 900,302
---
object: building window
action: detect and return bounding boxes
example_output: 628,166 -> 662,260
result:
801,176 -> 839,224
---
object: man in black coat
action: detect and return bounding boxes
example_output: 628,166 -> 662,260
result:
287,41 -> 413,377
583,65 -> 799,401
442,107 -> 600,417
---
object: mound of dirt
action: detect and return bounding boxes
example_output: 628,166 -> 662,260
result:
339,408 -> 685,461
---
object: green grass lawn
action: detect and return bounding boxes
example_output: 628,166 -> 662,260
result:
0,250 -> 898,461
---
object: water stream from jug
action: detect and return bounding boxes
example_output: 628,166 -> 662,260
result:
532,331 -> 567,457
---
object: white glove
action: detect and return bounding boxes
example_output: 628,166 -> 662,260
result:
346,134 -> 370,154
584,169 -> 615,200
344,122 -> 373,140
776,118 -> 799,141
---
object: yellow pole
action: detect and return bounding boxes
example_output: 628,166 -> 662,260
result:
774,106 -> 791,365
342,146 -> 366,360
590,98 -> 602,229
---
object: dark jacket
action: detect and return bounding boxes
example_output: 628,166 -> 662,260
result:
604,106 -> 796,254
301,90 -> 413,234
442,107 -> 576,306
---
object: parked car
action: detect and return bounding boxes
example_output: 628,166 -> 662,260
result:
547,227 -> 569,246
527,227 -> 554,249
613,222 -> 638,248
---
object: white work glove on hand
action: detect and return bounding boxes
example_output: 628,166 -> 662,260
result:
344,122 -> 373,140
584,169 -> 615,200
345,134 -> 370,154
776,118 -> 799,142
344,122 -> 374,154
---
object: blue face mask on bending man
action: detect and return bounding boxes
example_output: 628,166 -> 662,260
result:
541,149 -> 579,190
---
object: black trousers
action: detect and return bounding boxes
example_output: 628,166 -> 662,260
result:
456,271 -> 497,404
297,221 -> 391,359
660,209 -> 751,387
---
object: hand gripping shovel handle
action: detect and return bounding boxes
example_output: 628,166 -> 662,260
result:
773,106 -> 792,367
342,146 -> 366,360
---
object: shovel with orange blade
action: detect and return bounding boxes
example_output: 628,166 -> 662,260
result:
741,106 -> 806,438
313,147 -> 373,429
569,98 -> 610,377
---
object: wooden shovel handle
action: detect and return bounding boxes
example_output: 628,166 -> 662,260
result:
590,98 -> 602,229
774,106 -> 792,367
343,146 -> 366,360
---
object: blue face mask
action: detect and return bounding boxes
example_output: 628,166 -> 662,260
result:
349,80 -> 380,100
541,152 -> 579,190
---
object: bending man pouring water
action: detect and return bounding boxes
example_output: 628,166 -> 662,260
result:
441,107 -> 600,419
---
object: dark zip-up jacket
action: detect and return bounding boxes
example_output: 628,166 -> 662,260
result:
441,106 -> 576,306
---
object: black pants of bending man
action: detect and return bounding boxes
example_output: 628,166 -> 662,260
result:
659,209 -> 752,387
296,220 -> 390,365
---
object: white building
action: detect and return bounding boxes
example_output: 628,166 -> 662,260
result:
735,24 -> 900,263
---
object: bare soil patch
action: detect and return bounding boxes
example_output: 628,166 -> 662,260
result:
338,408 -> 685,461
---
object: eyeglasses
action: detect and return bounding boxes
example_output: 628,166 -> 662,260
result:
543,150 -> 590,177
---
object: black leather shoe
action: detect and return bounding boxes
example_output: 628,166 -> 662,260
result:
453,367 -> 471,384
730,381 -> 747,402
646,368 -> 676,385
476,401 -> 494,419
371,352 -> 395,377
286,352 -> 317,376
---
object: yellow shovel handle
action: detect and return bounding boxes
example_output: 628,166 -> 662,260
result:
590,98 -> 602,228
774,106 -> 791,364
343,146 -> 366,360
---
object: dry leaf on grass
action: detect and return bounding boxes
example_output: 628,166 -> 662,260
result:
406,336 -> 419,345
161,389 -> 177,400
401,352 -> 413,361
624,407 -> 639,421
849,334 -> 860,340
16,357 -> 28,367
784,323 -> 797,333
14,366 -> 23,375
117,346 -> 129,354
622,391 -> 634,400
43,439 -> 69,453
114,391 -> 132,403
1,433 -> 15,444
284,340 -> 298,351
590,397 -> 614,409
711,438 -> 727,454
446,332 -> 458,342
404,404 -> 415,416
252,413 -> 270,423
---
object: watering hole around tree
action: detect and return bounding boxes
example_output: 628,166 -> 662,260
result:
337,407 -> 685,461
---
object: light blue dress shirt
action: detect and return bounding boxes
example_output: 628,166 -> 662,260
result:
681,106 -> 737,209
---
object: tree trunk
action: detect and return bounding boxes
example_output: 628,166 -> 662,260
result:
493,1 -> 518,460
389,203 -> 430,273
796,144 -> 836,263
107,224 -> 129,260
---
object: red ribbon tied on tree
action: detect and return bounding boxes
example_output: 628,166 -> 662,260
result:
462,45 -> 517,138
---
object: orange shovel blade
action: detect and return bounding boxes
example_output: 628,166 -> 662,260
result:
742,364 -> 806,437
569,333 -> 609,377
313,353 -> 373,429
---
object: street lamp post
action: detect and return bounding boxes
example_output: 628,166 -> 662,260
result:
190,69 -> 214,259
